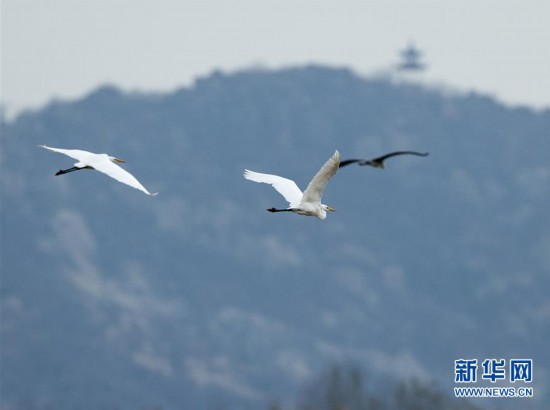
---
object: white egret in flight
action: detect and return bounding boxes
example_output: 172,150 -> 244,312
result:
39,145 -> 158,196
340,151 -> 429,169
244,150 -> 340,220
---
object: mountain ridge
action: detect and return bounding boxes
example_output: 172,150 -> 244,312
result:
2,65 -> 549,409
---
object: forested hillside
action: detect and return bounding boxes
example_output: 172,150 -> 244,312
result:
2,66 -> 548,409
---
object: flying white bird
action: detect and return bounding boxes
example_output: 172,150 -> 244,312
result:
39,145 -> 158,196
244,150 -> 340,220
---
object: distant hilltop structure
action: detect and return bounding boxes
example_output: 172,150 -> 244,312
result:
396,43 -> 427,73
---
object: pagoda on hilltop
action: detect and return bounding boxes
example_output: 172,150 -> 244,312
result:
397,43 -> 427,72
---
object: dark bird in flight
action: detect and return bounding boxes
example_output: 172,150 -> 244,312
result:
339,151 -> 429,169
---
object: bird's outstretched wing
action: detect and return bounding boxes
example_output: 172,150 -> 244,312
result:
339,159 -> 363,168
301,150 -> 340,205
368,151 -> 429,163
90,159 -> 158,196
243,170 -> 303,207
39,145 -> 96,163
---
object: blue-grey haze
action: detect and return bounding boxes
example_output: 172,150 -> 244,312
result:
1,66 -> 549,409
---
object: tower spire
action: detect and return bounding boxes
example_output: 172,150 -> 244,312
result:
397,43 -> 427,72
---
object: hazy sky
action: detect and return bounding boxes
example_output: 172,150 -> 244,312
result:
2,0 -> 549,118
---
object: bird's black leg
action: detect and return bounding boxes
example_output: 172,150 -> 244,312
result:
267,208 -> 295,213
55,166 -> 81,176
